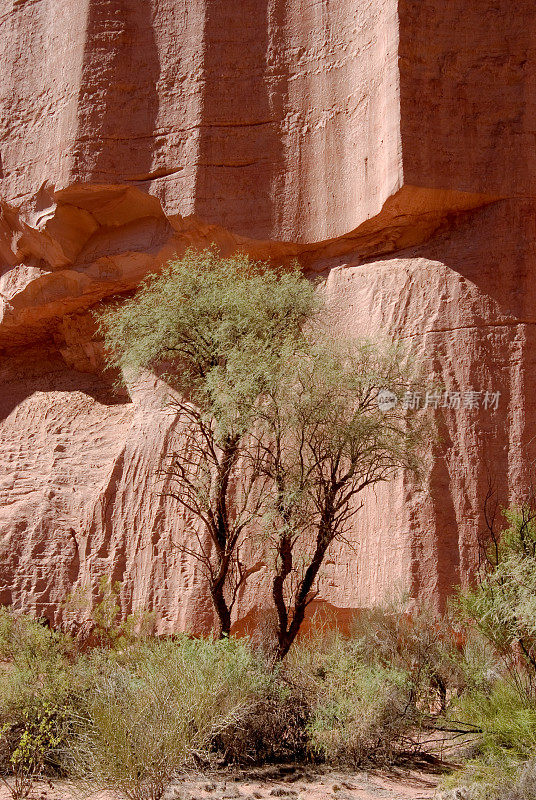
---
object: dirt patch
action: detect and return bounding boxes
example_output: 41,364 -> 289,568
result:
0,765 -> 443,800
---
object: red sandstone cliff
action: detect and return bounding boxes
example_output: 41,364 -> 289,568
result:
0,0 -> 535,631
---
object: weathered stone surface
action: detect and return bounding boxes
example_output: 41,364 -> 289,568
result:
0,0 -> 535,630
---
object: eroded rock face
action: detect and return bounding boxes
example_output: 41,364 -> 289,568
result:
0,0 -> 535,630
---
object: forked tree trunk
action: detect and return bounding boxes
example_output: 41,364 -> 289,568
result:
272,511 -> 335,662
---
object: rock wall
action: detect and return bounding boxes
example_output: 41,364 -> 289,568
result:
0,0 -> 535,630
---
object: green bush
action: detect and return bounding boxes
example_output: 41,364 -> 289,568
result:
456,505 -> 536,697
441,502 -> 536,799
455,681 -> 536,759
0,608 -> 75,767
0,703 -> 63,799
442,681 -> 536,797
67,637 -> 268,800
287,631 -> 418,766
0,609 -> 77,796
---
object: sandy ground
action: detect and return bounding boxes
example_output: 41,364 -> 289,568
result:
0,764 -> 445,800
176,764 -> 443,800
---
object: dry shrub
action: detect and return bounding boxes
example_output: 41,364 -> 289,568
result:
348,602 -> 468,713
514,759 -> 536,800
62,577 -> 156,651
284,601 -> 473,767
215,679 -> 310,764
440,758 -> 536,800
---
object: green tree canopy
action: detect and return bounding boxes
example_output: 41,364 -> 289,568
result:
98,249 -> 319,435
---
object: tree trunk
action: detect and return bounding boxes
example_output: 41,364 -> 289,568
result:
208,435 -> 240,638
211,578 -> 232,637
272,533 -> 293,658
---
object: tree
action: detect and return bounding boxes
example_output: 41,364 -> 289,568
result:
99,249 -> 428,649
97,249 -> 319,637
252,338 -> 429,660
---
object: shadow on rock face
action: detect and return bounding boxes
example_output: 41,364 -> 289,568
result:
0,343 -> 130,424
72,0 -> 161,183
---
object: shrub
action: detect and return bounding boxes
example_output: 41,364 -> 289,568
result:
67,637 -> 268,800
0,608 -> 75,779
287,631 -> 418,766
62,577 -> 156,650
348,601 -> 471,713
215,676 -> 310,764
455,681 -> 536,760
442,757 -> 536,800
456,504 -> 536,698
442,680 -> 536,797
514,759 -> 536,800
0,703 -> 63,800
0,607 -> 72,668
307,657 -> 414,765
0,602 -> 485,782
444,502 -> 536,798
